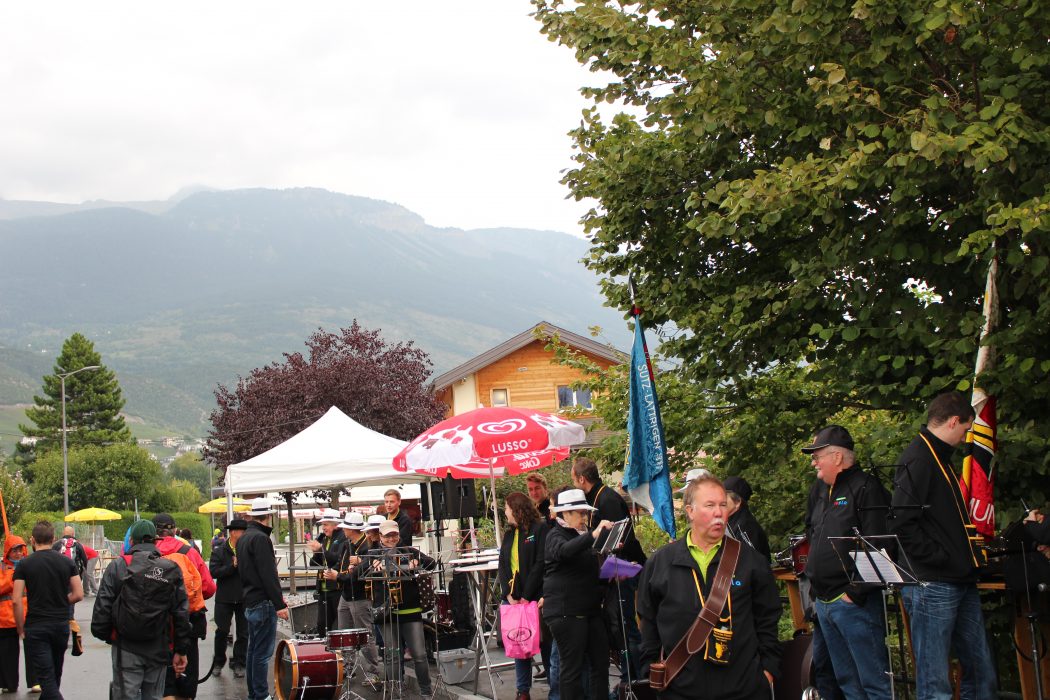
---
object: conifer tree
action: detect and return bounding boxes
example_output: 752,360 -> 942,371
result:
19,332 -> 132,457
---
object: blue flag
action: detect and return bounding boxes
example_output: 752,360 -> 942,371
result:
623,315 -> 676,539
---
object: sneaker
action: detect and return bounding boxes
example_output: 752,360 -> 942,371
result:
232,666 -> 245,678
211,664 -> 224,678
29,687 -> 42,694
534,668 -> 548,681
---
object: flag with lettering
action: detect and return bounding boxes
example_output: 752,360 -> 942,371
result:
961,393 -> 996,538
623,312 -> 676,539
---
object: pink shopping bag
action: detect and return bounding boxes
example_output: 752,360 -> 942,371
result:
499,601 -> 541,659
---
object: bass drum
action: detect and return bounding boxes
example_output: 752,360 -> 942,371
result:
774,632 -> 814,700
274,638 -> 344,700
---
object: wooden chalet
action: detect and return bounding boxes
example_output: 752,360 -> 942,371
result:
432,321 -> 626,448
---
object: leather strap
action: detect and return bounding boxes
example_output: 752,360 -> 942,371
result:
657,536 -> 741,689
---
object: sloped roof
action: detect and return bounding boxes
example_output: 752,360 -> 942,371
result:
431,321 -> 626,391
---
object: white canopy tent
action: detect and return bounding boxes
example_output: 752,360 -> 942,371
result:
224,406 -> 432,495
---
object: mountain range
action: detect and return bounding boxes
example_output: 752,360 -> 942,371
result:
0,187 -> 628,434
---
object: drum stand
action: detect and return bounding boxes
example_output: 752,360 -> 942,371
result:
334,647 -> 369,700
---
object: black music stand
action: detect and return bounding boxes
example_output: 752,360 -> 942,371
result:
830,532 -> 920,700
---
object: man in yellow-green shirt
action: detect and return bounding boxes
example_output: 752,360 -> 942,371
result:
638,475 -> 782,700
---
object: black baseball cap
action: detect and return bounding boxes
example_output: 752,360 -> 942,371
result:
152,513 -> 176,527
723,476 -> 753,502
801,425 -> 855,453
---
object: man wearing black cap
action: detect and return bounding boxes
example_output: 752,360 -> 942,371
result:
802,425 -> 892,700
889,391 -> 996,700
723,476 -> 771,560
91,519 -> 192,700
208,519 -> 248,678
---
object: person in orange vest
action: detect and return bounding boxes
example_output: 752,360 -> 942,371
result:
1,535 -> 38,693
151,513 -> 216,700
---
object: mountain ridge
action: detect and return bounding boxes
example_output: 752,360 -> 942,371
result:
0,187 -> 626,433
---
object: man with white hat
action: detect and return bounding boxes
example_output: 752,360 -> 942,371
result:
307,508 -> 346,636
333,512 -> 381,688
237,498 -> 288,700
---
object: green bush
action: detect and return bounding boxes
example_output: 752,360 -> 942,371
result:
13,510 -> 214,558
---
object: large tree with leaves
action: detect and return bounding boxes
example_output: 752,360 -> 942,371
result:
205,321 -> 446,474
532,0 -> 1050,508
19,332 -> 132,459
28,443 -> 163,512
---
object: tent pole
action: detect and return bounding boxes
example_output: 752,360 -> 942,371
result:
285,492 -> 296,595
489,458 -> 501,546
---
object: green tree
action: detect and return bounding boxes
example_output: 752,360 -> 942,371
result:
0,457 -> 31,528
28,443 -> 162,512
532,0 -> 1050,511
153,478 -> 206,513
166,452 -> 212,499
19,333 -> 132,460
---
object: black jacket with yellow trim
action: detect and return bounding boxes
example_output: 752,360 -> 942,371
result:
889,427 -> 981,583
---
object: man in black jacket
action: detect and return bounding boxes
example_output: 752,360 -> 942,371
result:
306,508 -> 345,635
889,391 -> 996,700
723,476 -> 771,560
91,519 -> 191,700
802,425 -> 891,700
238,499 -> 289,700
571,456 -> 645,682
383,490 -> 415,547
208,519 -> 248,678
638,474 -> 781,700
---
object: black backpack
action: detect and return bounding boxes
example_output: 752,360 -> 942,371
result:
113,550 -> 176,642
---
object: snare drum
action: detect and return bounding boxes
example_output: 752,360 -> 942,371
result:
790,535 -> 810,576
326,628 -> 370,651
275,638 -> 344,700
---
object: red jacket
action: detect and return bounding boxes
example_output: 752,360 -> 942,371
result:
155,535 -> 216,600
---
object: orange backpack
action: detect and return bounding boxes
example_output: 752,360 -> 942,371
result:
164,543 -> 204,613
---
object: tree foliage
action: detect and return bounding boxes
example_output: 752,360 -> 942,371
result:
28,443 -> 164,512
205,321 -> 447,474
0,457 -> 31,528
532,0 -> 1050,512
19,332 -> 132,459
166,452 -> 212,499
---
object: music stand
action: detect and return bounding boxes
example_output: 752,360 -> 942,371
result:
829,533 -> 920,700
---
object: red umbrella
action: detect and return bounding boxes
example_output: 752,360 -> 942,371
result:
393,406 -> 587,536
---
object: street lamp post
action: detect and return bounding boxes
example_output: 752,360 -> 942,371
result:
58,365 -> 101,516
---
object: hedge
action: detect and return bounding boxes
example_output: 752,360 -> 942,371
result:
11,510 -> 216,559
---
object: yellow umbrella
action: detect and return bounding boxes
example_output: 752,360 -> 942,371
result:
198,496 -> 251,514
66,507 -> 122,522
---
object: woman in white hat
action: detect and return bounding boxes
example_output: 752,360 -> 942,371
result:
543,488 -> 614,700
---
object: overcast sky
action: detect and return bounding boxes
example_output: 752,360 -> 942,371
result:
0,2 -> 605,235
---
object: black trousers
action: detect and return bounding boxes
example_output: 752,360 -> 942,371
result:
316,589 -> 341,636
213,600 -> 248,669
1,627 -> 38,690
23,621 -> 69,700
547,614 -> 610,700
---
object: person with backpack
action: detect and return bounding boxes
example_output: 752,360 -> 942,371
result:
151,513 -> 216,700
52,526 -> 88,580
92,519 -> 192,700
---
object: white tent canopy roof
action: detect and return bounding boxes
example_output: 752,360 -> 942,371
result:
225,406 -> 431,494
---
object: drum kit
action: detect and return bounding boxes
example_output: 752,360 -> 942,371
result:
275,626 -> 382,700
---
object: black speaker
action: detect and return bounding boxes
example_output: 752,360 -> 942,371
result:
443,477 -> 478,519
420,477 -> 478,520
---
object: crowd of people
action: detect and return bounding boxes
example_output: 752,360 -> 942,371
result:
2,389 -> 1048,700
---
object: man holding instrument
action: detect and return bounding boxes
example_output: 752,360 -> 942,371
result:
638,474 -> 781,699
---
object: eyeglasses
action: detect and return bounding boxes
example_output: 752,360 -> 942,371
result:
811,449 -> 836,461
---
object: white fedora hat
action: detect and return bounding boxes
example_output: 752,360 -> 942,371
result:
340,512 -> 367,530
317,508 -> 342,524
247,497 -> 274,516
551,488 -> 597,514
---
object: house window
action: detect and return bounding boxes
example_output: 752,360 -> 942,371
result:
557,385 -> 592,410
491,388 -> 509,407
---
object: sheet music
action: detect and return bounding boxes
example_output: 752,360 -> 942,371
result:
850,548 -> 903,583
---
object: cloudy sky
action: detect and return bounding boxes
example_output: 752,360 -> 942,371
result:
0,2 -> 605,234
